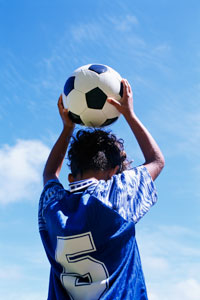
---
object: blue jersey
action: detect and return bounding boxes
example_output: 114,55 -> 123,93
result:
39,166 -> 157,300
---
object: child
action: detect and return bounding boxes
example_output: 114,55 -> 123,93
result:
39,79 -> 165,300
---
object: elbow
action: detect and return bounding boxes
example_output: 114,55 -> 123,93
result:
149,154 -> 165,181
155,154 -> 165,178
144,151 -> 165,181
159,154 -> 165,171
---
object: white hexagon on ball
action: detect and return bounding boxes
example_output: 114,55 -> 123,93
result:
67,90 -> 87,115
98,69 -> 122,101
80,109 -> 107,127
102,101 -> 120,119
74,69 -> 99,93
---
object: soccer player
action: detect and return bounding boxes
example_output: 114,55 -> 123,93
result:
39,79 -> 165,300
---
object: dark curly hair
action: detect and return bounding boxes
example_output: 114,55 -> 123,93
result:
67,129 -> 132,178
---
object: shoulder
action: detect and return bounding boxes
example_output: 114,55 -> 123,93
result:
120,165 -> 157,200
39,179 -> 68,211
91,166 -> 157,222
122,165 -> 155,187
91,166 -> 152,200
108,165 -> 152,188
92,166 -> 152,190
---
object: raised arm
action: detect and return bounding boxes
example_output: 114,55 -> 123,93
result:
43,95 -> 75,186
107,79 -> 165,180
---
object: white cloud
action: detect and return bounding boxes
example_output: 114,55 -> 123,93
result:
0,265 -> 23,280
0,139 -> 50,204
172,279 -> 200,300
152,43 -> 171,56
146,88 -> 200,162
148,278 -> 200,300
0,291 -> 47,300
110,14 -> 139,32
31,11 -> 172,104
142,255 -> 169,274
0,242 -> 50,299
70,22 -> 104,42
137,224 -> 200,300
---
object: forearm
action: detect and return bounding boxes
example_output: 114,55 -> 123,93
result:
107,79 -> 164,180
124,111 -> 162,162
43,125 -> 74,185
124,111 -> 165,180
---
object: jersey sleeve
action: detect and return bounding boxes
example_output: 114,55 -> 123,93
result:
92,166 -> 158,223
38,179 -> 66,231
122,166 -> 157,223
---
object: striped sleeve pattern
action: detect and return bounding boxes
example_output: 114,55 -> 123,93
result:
93,166 -> 157,224
124,166 -> 157,223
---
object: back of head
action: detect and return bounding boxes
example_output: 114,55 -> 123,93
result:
67,129 -> 131,178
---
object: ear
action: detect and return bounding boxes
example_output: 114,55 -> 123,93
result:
109,165 -> 119,178
68,173 -> 75,183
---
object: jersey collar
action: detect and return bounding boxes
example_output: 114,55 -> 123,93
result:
69,178 -> 98,192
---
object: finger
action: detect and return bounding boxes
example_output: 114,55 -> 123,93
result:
57,94 -> 64,107
123,79 -> 132,96
107,98 -> 121,109
121,79 -> 128,98
57,96 -> 64,116
63,108 -> 69,114
58,95 -> 65,113
126,80 -> 132,94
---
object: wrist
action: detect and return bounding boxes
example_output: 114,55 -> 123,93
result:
62,124 -> 75,138
63,122 -> 75,131
123,110 -> 137,122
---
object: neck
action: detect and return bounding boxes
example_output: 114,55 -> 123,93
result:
68,166 -> 119,184
75,170 -> 111,181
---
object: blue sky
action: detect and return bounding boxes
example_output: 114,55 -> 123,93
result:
0,0 -> 200,299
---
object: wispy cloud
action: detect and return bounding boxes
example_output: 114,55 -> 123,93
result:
0,139 -> 49,204
36,11 -> 171,86
70,22 -> 104,42
172,279 -> 200,300
0,265 -> 23,280
0,291 -> 47,300
137,224 -> 200,300
110,14 -> 139,32
0,241 -> 49,299
148,95 -> 200,161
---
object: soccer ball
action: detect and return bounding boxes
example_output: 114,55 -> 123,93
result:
62,64 -> 123,127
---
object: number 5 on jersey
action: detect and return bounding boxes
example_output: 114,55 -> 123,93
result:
55,232 -> 109,300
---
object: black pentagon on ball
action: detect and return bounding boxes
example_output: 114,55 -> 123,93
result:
86,87 -> 107,109
64,76 -> 75,96
101,117 -> 119,127
89,64 -> 108,74
68,111 -> 84,125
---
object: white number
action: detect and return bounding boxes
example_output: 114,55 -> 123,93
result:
55,232 -> 109,300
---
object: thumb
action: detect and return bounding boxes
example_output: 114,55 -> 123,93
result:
107,97 -> 121,109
